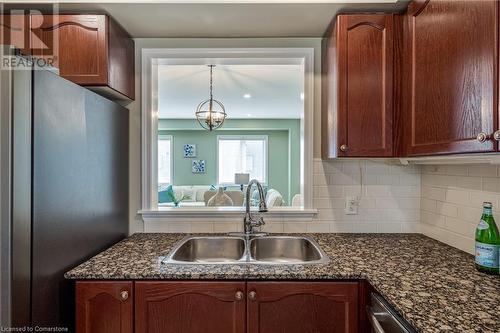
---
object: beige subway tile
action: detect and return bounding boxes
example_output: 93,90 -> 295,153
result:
457,206 -> 482,223
421,210 -> 445,227
469,191 -> 499,208
284,223 -> 307,233
353,223 -> 377,233
365,161 -> 391,174
436,202 -> 458,218
342,161 -> 365,174
313,185 -> 343,198
445,189 -> 469,205
468,164 -> 498,177
377,223 -> 403,233
365,185 -> 390,197
443,165 -> 468,176
322,161 -> 343,174
444,217 -> 475,238
343,185 -> 363,197
191,223 -> 214,233
313,198 -> 332,209
313,174 -> 328,185
377,174 -> 400,185
482,177 -> 500,193
390,185 -> 420,197
421,198 -> 437,212
455,176 -> 482,191
329,223 -> 355,233
402,223 -> 420,233
261,222 -> 284,233
306,223 -> 330,233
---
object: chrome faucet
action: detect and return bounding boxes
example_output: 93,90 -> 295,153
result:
244,179 -> 267,235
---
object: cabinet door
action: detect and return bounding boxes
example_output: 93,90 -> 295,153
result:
404,0 -> 498,155
247,282 -> 358,333
30,14 -> 108,85
135,281 -> 246,333
0,15 -> 30,54
76,281 -> 133,333
337,14 -> 394,157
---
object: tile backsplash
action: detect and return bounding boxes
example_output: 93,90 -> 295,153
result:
420,164 -> 500,254
309,159 -> 420,233
144,159 -> 497,255
145,158 -> 421,235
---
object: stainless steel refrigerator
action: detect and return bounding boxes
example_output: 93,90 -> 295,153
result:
0,49 -> 129,330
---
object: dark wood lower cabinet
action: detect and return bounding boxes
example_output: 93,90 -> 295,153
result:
247,282 -> 358,333
135,281 -> 246,333
77,281 -> 359,333
76,281 -> 133,333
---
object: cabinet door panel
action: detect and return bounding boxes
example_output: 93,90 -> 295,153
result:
1,15 -> 30,54
338,14 -> 393,157
404,0 -> 498,155
30,14 -> 108,85
76,281 -> 133,333
135,281 -> 246,333
247,282 -> 358,333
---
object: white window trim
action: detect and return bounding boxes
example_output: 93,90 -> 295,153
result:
140,47 -> 316,218
216,135 -> 268,186
157,134 -> 173,186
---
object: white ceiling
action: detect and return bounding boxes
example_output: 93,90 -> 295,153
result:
5,1 -> 408,38
157,64 -> 304,119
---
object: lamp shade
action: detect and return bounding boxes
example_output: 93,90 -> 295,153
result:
234,173 -> 250,185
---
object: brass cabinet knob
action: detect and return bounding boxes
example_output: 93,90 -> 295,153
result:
339,144 -> 348,152
120,290 -> 129,301
493,130 -> 500,141
477,132 -> 490,143
248,291 -> 257,300
235,291 -> 244,301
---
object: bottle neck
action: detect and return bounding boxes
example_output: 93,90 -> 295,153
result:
482,207 -> 493,217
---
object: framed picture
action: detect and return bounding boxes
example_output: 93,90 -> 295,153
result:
192,160 -> 205,173
183,144 -> 196,158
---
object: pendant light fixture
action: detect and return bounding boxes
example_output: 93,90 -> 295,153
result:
195,65 -> 227,131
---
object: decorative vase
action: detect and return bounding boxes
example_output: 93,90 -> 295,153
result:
207,187 -> 233,207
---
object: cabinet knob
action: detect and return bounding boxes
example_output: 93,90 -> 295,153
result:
477,132 -> 490,143
235,291 -> 244,301
493,131 -> 500,141
248,291 -> 257,300
120,290 -> 129,301
339,144 -> 348,152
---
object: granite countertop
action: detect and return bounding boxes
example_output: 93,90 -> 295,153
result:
66,233 -> 500,333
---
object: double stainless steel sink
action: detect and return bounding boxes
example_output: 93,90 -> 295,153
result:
162,235 -> 329,265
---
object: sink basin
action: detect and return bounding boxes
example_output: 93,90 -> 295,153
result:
162,235 -> 329,265
163,236 -> 246,264
249,236 -> 329,264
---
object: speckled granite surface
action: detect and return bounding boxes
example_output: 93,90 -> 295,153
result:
66,233 -> 500,333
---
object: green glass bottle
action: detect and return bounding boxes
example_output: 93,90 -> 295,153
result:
475,202 -> 500,275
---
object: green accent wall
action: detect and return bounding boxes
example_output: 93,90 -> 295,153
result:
159,119 -> 300,204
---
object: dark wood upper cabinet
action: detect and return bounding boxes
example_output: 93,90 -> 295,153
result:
30,14 -> 135,101
76,281 -> 133,333
402,0 -> 498,156
323,14 -> 394,158
247,282 -> 358,333
135,281 -> 246,333
0,15 -> 31,54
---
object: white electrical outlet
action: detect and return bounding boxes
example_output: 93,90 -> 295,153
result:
345,196 -> 359,215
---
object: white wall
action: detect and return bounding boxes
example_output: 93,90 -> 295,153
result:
420,164 -> 500,254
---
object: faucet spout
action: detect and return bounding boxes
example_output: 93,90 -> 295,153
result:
244,179 -> 267,235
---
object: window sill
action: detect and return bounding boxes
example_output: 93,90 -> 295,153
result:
138,207 -> 318,221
